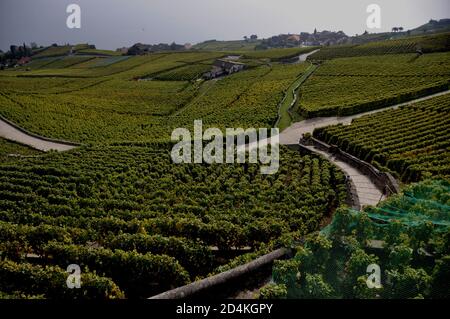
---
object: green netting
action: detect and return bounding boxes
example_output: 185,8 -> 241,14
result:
273,179 -> 450,299
322,180 -> 450,236
366,180 -> 450,229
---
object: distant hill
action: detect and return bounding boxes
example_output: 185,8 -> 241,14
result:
350,18 -> 450,45
411,18 -> 450,34
309,32 -> 450,60
32,44 -> 120,58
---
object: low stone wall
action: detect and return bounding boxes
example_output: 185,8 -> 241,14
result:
296,143 -> 360,210
149,248 -> 289,299
306,137 -> 400,195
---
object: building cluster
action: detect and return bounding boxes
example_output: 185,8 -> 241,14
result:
256,30 -> 348,49
203,58 -> 245,80
125,42 -> 192,55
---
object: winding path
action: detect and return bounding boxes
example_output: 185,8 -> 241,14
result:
245,89 -> 450,208
279,89 -> 450,145
300,144 -> 385,208
0,115 -> 78,152
1,86 -> 448,205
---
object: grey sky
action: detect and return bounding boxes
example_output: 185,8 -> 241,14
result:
0,0 -> 448,51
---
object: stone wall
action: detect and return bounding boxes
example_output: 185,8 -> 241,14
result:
305,137 -> 400,195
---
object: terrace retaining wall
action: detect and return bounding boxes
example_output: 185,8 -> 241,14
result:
302,137 -> 400,196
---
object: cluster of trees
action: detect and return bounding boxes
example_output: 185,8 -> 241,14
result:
243,35 -> 258,42
0,43 -> 34,68
391,27 -> 405,32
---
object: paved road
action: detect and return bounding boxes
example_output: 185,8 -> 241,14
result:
0,117 -> 77,152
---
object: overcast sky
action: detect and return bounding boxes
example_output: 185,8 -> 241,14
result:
0,0 -> 448,51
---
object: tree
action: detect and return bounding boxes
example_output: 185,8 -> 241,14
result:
10,45 -> 18,58
273,259 -> 301,298
409,221 -> 434,254
354,212 -> 374,244
383,221 -> 408,248
388,244 -> 413,269
305,233 -> 332,269
302,273 -> 334,298
344,248 -> 379,294
430,255 -> 450,298
243,36 -> 248,42
353,275 -> 381,299
385,267 -> 431,299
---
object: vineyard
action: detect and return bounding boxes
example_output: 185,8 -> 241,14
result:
313,94 -> 450,182
297,52 -> 450,117
308,32 -> 450,60
0,30 -> 449,300
0,144 -> 347,298
0,54 -> 310,143
0,138 -> 41,163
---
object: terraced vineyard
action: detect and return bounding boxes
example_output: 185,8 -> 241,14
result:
313,94 -> 450,182
309,32 -> 450,60
0,144 -> 347,298
1,30 -> 449,300
0,55 -> 309,143
297,52 -> 450,117
241,47 -> 319,61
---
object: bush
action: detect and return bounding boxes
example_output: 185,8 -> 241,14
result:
259,283 -> 287,299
